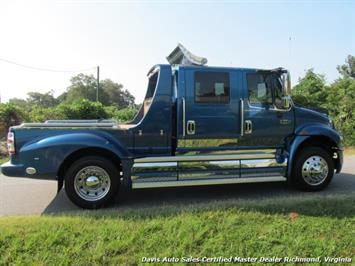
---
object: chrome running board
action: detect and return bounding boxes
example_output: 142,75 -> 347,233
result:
134,152 -> 275,163
132,176 -> 286,189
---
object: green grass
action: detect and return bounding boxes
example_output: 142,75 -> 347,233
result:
0,195 -> 354,265
0,157 -> 9,164
345,147 -> 355,156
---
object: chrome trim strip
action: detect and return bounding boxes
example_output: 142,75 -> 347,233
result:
182,97 -> 186,137
134,152 -> 275,163
177,138 -> 240,148
240,98 -> 244,136
132,176 -> 286,189
133,162 -> 178,169
20,122 -> 115,128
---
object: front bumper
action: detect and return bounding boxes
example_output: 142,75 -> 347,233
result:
336,148 -> 344,173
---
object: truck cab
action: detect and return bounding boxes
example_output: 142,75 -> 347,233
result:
1,44 -> 343,209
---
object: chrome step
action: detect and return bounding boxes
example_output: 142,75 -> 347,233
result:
134,152 -> 275,163
132,176 -> 286,189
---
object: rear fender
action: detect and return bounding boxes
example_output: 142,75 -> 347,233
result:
19,132 -> 130,178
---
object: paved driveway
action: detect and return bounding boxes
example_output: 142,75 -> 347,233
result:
1,156 -> 354,216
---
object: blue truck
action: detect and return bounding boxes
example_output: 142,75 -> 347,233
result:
1,44 -> 343,209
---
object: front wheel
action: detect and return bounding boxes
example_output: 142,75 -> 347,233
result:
292,146 -> 334,191
64,156 -> 120,209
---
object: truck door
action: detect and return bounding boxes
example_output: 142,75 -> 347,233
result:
177,68 -> 242,149
175,68 -> 242,180
241,71 -> 294,147
236,71 -> 294,179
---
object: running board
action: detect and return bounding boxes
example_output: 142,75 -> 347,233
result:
132,176 -> 286,189
134,152 -> 275,163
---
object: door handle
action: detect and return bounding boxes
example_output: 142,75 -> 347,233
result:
187,120 -> 195,135
245,120 -> 252,134
280,119 -> 291,125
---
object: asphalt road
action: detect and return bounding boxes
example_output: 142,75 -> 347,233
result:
1,156 -> 354,216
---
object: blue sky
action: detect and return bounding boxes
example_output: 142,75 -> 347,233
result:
0,0 -> 354,103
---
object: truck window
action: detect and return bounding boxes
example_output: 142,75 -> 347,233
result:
195,72 -> 230,103
247,73 -> 273,106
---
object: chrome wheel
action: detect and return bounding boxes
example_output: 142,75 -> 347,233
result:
74,166 -> 111,201
301,155 -> 329,186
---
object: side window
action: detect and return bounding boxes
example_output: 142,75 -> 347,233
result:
247,73 -> 272,106
195,72 -> 230,103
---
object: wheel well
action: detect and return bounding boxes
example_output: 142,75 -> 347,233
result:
295,135 -> 340,171
57,147 -> 122,182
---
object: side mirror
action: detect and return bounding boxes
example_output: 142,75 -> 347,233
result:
282,71 -> 291,96
282,96 -> 291,109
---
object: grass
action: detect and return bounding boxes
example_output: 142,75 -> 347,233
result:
0,157 -> 8,164
345,147 -> 355,156
0,194 -> 354,265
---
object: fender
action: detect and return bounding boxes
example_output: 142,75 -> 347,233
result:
287,123 -> 344,178
19,131 -> 131,179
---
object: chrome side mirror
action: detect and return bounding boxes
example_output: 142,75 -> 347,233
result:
282,96 -> 291,109
282,71 -> 291,96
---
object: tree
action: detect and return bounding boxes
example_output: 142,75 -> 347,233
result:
327,55 -> 355,146
65,74 -> 99,103
100,79 -> 135,108
63,74 -> 135,108
327,78 -> 355,145
291,69 -> 328,108
8,98 -> 30,111
27,90 -> 57,108
336,55 -> 355,79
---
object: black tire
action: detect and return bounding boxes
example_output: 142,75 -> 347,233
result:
64,156 -> 120,209
292,146 -> 334,191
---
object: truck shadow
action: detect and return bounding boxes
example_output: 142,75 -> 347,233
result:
42,172 -> 355,218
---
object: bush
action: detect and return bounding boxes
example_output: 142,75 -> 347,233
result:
0,103 -> 28,138
106,107 -> 138,122
57,99 -> 109,120
29,105 -> 64,122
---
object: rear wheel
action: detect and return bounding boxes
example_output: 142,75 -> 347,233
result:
292,146 -> 334,191
64,156 -> 120,209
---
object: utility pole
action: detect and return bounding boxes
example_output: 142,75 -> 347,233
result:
96,66 -> 100,102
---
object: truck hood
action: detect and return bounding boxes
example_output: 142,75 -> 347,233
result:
294,106 -> 331,128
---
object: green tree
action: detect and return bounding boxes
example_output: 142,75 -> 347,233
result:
100,79 -> 135,108
27,90 -> 57,108
63,74 -> 135,108
291,69 -> 328,108
65,74 -> 100,103
8,98 -> 30,111
336,55 -> 355,79
327,55 -> 355,146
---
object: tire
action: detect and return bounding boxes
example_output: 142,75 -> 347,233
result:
292,146 -> 334,191
64,156 -> 120,209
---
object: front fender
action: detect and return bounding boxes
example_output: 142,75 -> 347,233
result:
18,132 -> 130,179
295,122 -> 343,148
287,123 -> 344,178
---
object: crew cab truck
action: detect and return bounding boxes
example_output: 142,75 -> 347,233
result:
1,45 -> 343,209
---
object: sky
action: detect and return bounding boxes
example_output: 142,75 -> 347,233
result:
0,0 -> 354,103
